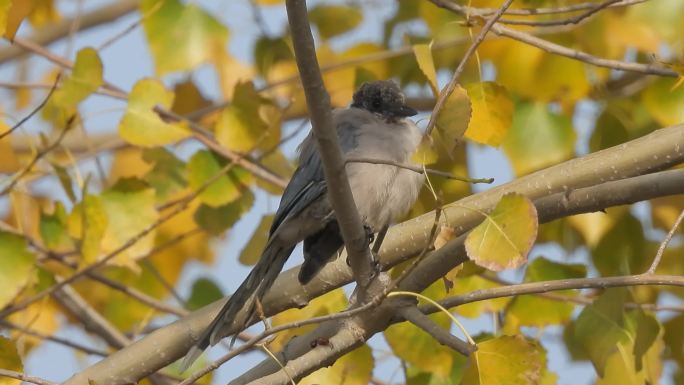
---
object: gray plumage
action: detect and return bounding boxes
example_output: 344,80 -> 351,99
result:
180,80 -> 425,371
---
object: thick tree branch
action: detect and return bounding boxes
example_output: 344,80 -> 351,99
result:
63,124 -> 684,385
285,0 -> 373,285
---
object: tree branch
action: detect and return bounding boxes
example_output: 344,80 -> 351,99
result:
0,369 -> 58,385
285,0 -> 374,285
398,305 -> 475,356
63,124 -> 684,385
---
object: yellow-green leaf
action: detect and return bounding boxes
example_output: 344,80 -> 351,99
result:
0,336 -> 23,385
118,78 -> 190,146
0,231 -> 35,309
187,150 -> 252,207
43,47 -> 103,125
68,194 -> 108,265
239,214 -> 274,265
463,82 -> 513,146
642,77 -> 684,126
215,81 -> 281,153
411,135 -> 439,165
464,193 -> 538,272
99,178 -> 159,269
39,202 -> 72,251
300,344 -> 373,385
413,43 -> 438,95
450,275 -> 510,318
436,85 -> 471,153
461,335 -> 544,385
502,102 -> 576,176
141,0 -> 229,75
193,190 -> 254,235
186,277 -> 223,311
308,5 -> 362,39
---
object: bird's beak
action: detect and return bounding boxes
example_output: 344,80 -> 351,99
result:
394,104 -> 418,117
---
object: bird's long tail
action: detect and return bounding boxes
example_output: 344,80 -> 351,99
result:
180,243 -> 294,371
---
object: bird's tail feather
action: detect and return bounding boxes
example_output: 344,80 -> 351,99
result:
179,244 -> 293,372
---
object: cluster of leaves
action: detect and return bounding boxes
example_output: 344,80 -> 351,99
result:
0,0 -> 683,384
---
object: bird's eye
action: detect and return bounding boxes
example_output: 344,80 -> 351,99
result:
371,99 -> 382,108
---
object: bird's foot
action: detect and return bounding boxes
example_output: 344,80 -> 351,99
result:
364,224 -> 375,245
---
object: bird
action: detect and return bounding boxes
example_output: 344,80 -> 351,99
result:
181,80 -> 425,371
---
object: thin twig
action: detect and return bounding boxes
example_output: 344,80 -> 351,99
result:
646,209 -> 684,274
468,0 -> 646,16
0,320 -> 108,356
496,0 -> 622,26
399,306 -> 475,356
0,73 -> 62,141
97,1 -> 164,51
345,157 -> 493,184
425,0 -> 514,136
0,369 -> 58,385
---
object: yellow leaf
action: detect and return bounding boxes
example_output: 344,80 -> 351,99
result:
502,102 -> 576,176
651,195 -> 684,233
215,81 -> 281,153
461,335 -> 544,385
0,231 -> 36,309
463,82 -> 512,146
413,43 -> 438,95
308,4 -> 362,39
214,51 -> 254,100
464,193 -> 538,271
436,84 -> 471,153
43,47 -> 103,126
27,0 -> 58,27
239,214 -> 274,265
9,298 -> 60,353
0,121 -> 20,173
0,337 -> 22,385
171,79 -> 211,116
300,344 -> 373,385
450,275 -> 510,318
118,78 -> 190,147
533,54 -> 590,103
411,135 -> 439,165
68,194 -> 107,265
566,208 -> 626,247
141,0 -> 229,75
2,0 -> 30,39
109,148 -> 154,181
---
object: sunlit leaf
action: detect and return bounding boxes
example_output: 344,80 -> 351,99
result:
461,335 -> 544,385
187,150 -> 252,207
215,81 -> 281,153
566,208 -> 626,247
411,135 -> 439,165
463,82 -> 512,146
186,277 -> 223,311
309,4 -> 362,39
642,77 -> 684,127
413,43 -> 438,95
450,275 -> 509,318
2,0 -> 30,39
27,0 -> 58,27
68,194 -> 107,265
141,0 -> 228,75
43,47 -> 103,125
465,193 -> 538,272
0,336 -> 23,385
502,102 -> 576,176
254,36 -> 293,76
239,214 -> 274,265
255,149 -> 294,195
0,231 -> 35,309
119,78 -> 190,146
650,195 -> 684,233
142,148 -> 187,203
506,258 -> 586,327
533,54 -> 591,103
214,51 -> 255,100
300,344 -> 373,385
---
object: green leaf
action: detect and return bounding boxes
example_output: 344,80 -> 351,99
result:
0,231 -> 36,309
239,214 -> 274,265
300,344 -> 373,385
464,192 -> 538,272
573,289 -> 631,376
592,213 -> 647,276
215,81 -> 281,153
141,0 -> 229,75
39,202 -> 72,250
186,277 -> 223,311
142,148 -> 187,202
463,82 -> 512,146
118,78 -> 190,146
413,43 -> 438,95
68,194 -> 108,265
0,336 -> 23,385
308,5 -> 362,39
631,309 -> 660,371
254,36 -> 293,76
187,150 -> 252,207
193,190 -> 254,235
43,47 -> 103,125
461,335 -> 544,385
502,102 -> 576,176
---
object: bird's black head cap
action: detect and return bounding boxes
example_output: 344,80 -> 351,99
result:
351,80 -> 417,120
